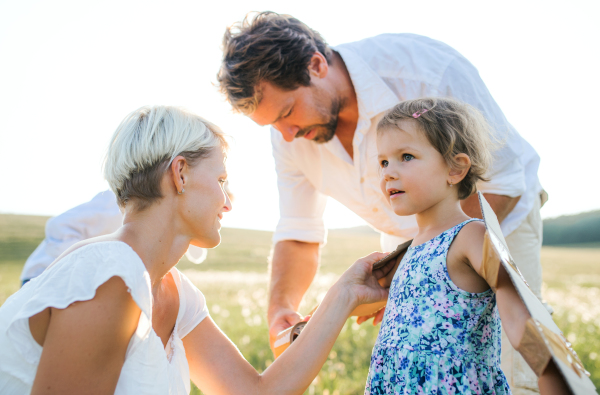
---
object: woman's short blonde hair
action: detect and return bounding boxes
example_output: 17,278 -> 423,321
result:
378,97 -> 496,200
103,105 -> 228,210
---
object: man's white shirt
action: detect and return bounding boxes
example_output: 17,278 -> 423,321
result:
272,33 -> 542,247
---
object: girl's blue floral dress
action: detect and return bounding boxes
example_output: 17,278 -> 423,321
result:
365,219 -> 510,395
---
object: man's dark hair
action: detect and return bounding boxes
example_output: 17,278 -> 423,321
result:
217,11 -> 332,114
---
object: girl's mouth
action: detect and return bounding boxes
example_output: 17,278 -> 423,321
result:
388,189 -> 405,198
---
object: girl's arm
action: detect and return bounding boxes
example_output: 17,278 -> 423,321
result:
31,276 -> 141,395
461,222 -> 571,395
183,252 -> 392,395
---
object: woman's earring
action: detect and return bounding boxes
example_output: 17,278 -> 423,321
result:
448,182 -> 453,188
178,188 -> 185,195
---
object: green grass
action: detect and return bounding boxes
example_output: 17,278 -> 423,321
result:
1,214 -> 599,393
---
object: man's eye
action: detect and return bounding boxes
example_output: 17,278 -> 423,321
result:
284,108 -> 293,118
380,160 -> 389,168
403,154 -> 414,162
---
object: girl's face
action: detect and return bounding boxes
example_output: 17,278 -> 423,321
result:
377,119 -> 453,216
178,148 -> 232,248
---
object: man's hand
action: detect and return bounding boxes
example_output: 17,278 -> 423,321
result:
268,308 -> 304,350
267,240 -> 320,352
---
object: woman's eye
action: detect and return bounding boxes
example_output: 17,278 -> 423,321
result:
219,179 -> 227,184
403,154 -> 414,162
380,160 -> 389,168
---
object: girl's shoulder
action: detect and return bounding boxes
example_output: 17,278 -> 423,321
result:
452,218 -> 486,249
457,219 -> 487,239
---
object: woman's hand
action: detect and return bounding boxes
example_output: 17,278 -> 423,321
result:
335,252 -> 396,309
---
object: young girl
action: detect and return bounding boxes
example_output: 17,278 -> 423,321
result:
365,98 -> 568,394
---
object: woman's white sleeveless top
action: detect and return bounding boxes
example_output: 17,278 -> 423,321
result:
0,241 -> 209,394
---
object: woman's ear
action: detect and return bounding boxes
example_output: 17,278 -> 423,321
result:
448,153 -> 471,185
170,156 -> 187,195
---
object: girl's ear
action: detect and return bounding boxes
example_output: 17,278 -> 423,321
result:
448,153 -> 471,185
170,156 -> 188,195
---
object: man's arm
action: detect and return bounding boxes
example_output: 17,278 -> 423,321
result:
461,193 -> 520,223
268,240 -> 320,350
267,127 -> 329,350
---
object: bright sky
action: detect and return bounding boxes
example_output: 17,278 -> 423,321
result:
1,0 -> 599,231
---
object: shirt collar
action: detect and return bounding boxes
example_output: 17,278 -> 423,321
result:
334,45 -> 400,124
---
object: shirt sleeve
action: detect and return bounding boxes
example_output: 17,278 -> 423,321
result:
437,58 -> 526,198
270,128 -> 329,245
176,270 -> 209,339
20,190 -> 123,281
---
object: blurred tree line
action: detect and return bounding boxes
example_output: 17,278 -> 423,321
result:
543,210 -> 600,245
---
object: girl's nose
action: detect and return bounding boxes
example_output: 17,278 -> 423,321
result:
382,166 -> 398,181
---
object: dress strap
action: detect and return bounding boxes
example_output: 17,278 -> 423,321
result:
442,218 -> 483,251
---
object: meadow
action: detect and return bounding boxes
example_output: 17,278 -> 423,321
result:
0,213 -> 598,393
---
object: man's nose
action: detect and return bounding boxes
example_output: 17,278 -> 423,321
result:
277,124 -> 300,142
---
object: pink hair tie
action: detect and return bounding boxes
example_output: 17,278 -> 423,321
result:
412,109 -> 428,118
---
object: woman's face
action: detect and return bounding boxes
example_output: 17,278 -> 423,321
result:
179,148 -> 232,248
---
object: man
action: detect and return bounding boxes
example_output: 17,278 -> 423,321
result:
217,12 -> 545,394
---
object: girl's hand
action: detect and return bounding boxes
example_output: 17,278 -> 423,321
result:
335,252 -> 395,309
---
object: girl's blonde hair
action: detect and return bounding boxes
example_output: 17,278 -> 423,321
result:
378,97 -> 496,200
103,105 -> 229,210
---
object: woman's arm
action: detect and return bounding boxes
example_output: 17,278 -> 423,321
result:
184,252 -> 392,395
31,276 -> 141,395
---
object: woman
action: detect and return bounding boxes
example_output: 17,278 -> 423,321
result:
0,106 -> 394,394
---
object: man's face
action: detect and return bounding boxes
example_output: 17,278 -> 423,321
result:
249,81 -> 340,143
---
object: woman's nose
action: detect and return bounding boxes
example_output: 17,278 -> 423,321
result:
223,192 -> 233,212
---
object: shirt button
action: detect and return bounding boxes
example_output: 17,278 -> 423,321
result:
372,207 -> 378,212
360,177 -> 365,183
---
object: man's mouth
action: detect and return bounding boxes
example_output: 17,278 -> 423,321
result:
302,128 -> 316,139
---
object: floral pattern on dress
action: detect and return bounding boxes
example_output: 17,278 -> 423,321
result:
365,219 -> 510,395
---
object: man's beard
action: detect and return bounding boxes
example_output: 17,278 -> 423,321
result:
295,98 -> 342,144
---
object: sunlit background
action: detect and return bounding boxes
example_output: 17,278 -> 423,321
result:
1,0 -> 599,231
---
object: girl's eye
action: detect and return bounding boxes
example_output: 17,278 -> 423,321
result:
380,160 -> 389,168
219,179 -> 227,185
403,154 -> 414,162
